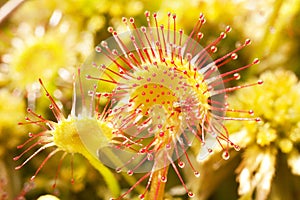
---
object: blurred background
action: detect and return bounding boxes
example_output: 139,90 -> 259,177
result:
0,0 -> 300,199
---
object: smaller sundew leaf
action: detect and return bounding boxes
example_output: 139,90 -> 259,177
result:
15,79 -> 121,198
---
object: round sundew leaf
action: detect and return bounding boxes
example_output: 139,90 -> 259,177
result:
75,23 -> 226,173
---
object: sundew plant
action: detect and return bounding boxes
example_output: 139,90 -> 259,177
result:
1,0 -> 300,199
13,10 -> 263,200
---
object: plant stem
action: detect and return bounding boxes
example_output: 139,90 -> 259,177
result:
83,148 -> 120,198
148,166 -> 169,200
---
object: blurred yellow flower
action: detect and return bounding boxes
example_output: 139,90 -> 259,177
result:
2,14 -> 85,88
227,69 -> 300,199
0,89 -> 25,157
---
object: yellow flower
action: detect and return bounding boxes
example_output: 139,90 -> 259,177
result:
236,146 -> 277,200
2,8 -> 93,89
227,69 -> 300,199
0,89 -> 25,157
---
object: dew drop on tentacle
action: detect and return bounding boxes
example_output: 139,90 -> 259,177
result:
234,144 -> 241,151
178,161 -> 185,168
127,170 -> 133,176
222,151 -> 230,160
160,175 -> 167,183
115,167 -> 122,173
139,194 -> 145,200
194,171 -> 200,178
188,191 -> 195,198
